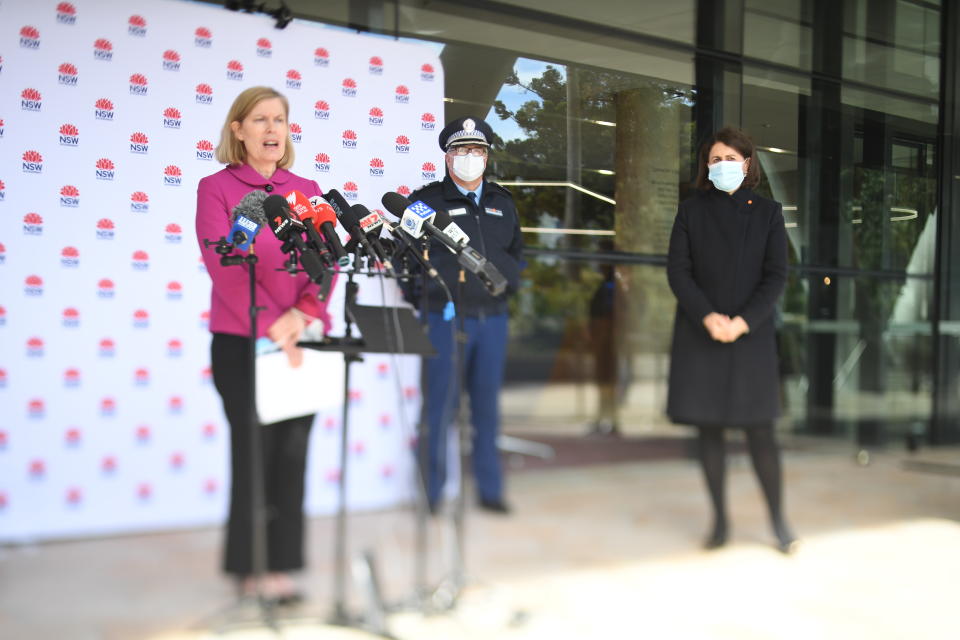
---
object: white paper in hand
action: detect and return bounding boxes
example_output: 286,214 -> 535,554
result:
255,347 -> 344,425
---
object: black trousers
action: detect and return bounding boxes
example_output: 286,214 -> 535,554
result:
211,333 -> 314,576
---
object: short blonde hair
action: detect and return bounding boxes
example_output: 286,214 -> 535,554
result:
215,86 -> 295,169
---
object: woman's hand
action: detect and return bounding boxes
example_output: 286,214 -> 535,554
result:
267,309 -> 307,368
703,313 -> 749,343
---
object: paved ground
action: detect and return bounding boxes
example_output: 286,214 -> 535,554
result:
2,439 -> 959,640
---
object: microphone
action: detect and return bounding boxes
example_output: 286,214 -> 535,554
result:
350,204 -> 394,271
285,190 -> 337,267
262,194 -> 328,284
308,195 -> 350,267
376,209 -> 439,280
433,209 -> 470,248
229,190 -> 269,251
380,192 -> 508,297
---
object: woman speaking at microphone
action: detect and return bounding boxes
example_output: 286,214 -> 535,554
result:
196,86 -> 329,603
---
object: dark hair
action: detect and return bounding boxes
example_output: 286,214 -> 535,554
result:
694,126 -> 761,190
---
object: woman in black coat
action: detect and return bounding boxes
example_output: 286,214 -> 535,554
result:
666,127 -> 796,553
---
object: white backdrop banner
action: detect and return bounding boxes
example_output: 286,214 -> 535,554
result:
0,0 -> 445,542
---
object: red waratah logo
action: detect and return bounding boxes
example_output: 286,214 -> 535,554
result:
29,459 -> 47,477
99,337 -> 116,355
0,118 -> 4,139
132,250 -> 149,270
60,123 -> 80,146
167,281 -> 183,300
57,3 -> 78,24
21,87 -> 42,111
195,27 -> 213,47
421,112 -> 436,130
314,47 -> 330,66
397,185 -> 412,197
26,336 -> 45,356
131,191 -> 149,212
396,135 -> 411,153
96,218 -> 116,240
342,78 -> 358,97
342,129 -> 358,149
101,456 -> 117,473
395,84 -> 410,103
256,37 -> 272,57
98,279 -> 116,299
96,157 -> 115,181
196,83 -> 213,104
65,427 -> 81,445
128,15 -> 147,36
25,275 -> 44,296
101,397 -> 117,416
421,161 -> 437,179
0,181 -> 5,201
170,452 -> 186,470
162,49 -> 181,71
164,166 -> 182,187
315,100 -> 331,119
64,370 -> 81,389
290,123 -> 302,143
314,152 -> 331,173
23,213 -> 43,235
168,339 -> 183,356
20,26 -> 41,49
61,185 -> 80,207
93,38 -> 113,60
286,69 -> 302,89
62,307 -> 80,328
134,367 -> 150,386
130,131 -> 149,154
169,396 -> 184,414
129,73 -> 148,95
369,56 -> 384,75
59,62 -> 79,85
61,309 -> 81,333
135,425 -> 150,442
227,59 -> 244,80
165,222 -> 183,242
133,309 -> 149,328
203,422 -> 217,439
197,139 -> 214,160
61,245 -> 80,267
421,63 -> 435,80
344,181 -> 359,200
200,310 -> 210,328
370,157 -> 385,176
369,107 -> 384,126
66,487 -> 84,505
0,305 -> 6,325
95,97 -> 115,120
23,150 -> 43,173
163,107 -> 182,129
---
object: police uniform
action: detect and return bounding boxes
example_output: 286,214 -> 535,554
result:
409,116 -> 524,511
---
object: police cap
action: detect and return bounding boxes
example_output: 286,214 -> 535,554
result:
438,116 -> 493,151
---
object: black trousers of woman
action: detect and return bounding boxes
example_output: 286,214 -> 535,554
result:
697,425 -> 796,552
211,333 -> 314,576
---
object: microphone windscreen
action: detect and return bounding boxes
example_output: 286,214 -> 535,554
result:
322,189 -> 351,218
433,209 -> 454,228
231,189 -> 270,226
380,192 -> 411,217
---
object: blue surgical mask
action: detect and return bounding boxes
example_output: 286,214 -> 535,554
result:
708,160 -> 746,192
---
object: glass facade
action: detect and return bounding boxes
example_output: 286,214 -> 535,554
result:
220,0 -> 960,447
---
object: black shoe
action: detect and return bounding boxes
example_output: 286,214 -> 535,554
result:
703,523 -> 728,550
479,498 -> 511,514
773,519 -> 798,555
272,591 -> 305,607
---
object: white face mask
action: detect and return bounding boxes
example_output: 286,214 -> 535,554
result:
451,154 -> 486,182
708,160 -> 746,192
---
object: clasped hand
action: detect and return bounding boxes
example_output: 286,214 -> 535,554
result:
267,308 -> 307,368
702,312 -> 749,343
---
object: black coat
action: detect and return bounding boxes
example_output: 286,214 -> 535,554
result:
666,187 -> 787,426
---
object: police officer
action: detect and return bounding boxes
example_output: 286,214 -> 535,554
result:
409,115 -> 524,514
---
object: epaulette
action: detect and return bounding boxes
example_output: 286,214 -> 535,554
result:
485,180 -> 513,197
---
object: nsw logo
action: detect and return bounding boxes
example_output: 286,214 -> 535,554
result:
133,309 -> 149,329
397,185 -> 412,197
290,123 -> 302,143
166,281 -> 183,300
342,78 -> 357,97
131,250 -> 149,270
314,47 -> 329,66
420,63 -> 435,81
369,158 -> 385,177
23,213 -> 43,235
0,370 -> 6,390
162,49 -> 181,71
65,427 -> 82,446
421,161 -> 437,181
421,112 -> 436,130
128,15 -> 147,37
226,59 -> 244,80
369,56 -> 384,75
130,131 -> 149,154
200,310 -> 210,329
343,181 -> 359,201
256,37 -> 272,57
96,218 -> 115,239
62,308 -> 80,328
286,69 -> 302,89
0,119 -> 5,139
395,85 -> 410,103
93,37 -> 113,60
20,151 -> 42,177
57,3 -> 78,25
163,107 -> 182,129
342,129 -> 358,149
196,83 -> 213,104
0,242 -> 5,263
368,107 -> 384,126
195,27 -> 213,48
95,158 -> 115,181
100,397 -> 116,417
395,135 -> 411,154
60,185 -> 80,207
167,339 -> 183,357
20,26 -> 41,49
24,275 -> 44,297
168,396 -> 184,415
98,337 -> 116,356
196,139 -> 214,160
165,223 -> 183,243
26,337 -> 44,356
59,123 -> 80,146
94,98 -> 115,120
130,191 -> 149,212
59,63 -> 79,86
129,73 -> 148,95
21,88 -> 42,111
315,100 -> 331,119
134,368 -> 150,387
163,166 -> 182,186
61,246 -> 80,267
28,398 -> 45,419
314,152 -> 331,173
